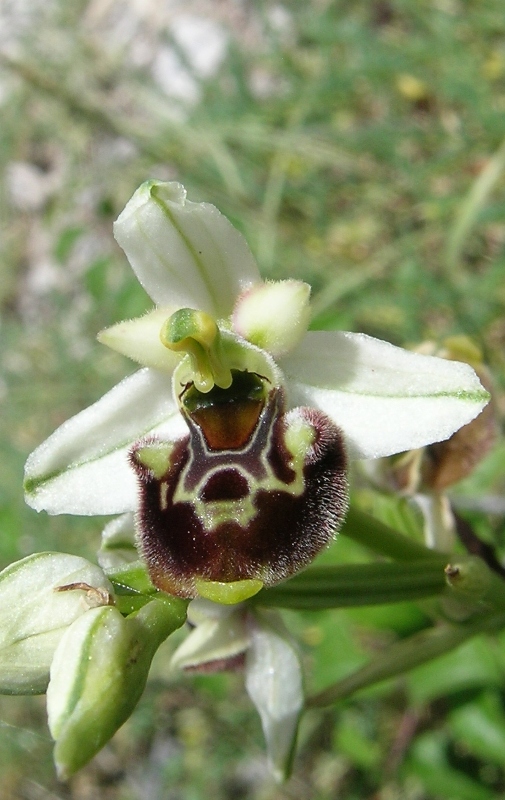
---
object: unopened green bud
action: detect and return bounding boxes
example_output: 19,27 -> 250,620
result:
444,557 -> 492,600
47,596 -> 187,779
440,556 -> 505,620
0,553 -> 113,695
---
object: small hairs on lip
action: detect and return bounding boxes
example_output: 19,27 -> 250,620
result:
130,373 -> 348,600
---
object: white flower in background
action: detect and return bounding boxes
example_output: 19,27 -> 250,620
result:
24,181 -> 489,603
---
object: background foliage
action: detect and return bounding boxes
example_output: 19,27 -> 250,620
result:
0,0 -> 504,797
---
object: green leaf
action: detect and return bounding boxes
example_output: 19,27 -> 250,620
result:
334,710 -> 381,770
54,226 -> 83,263
449,691 -> 505,769
408,636 -> 503,705
254,561 -> 446,610
406,731 -> 495,800
353,488 -> 425,543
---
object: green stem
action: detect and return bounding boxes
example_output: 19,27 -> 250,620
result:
445,555 -> 505,613
253,561 -> 446,610
307,610 -> 505,708
341,506 -> 446,563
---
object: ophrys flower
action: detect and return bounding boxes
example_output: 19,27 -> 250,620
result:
24,181 -> 489,602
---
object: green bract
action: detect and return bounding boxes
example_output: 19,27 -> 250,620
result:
47,596 -> 187,779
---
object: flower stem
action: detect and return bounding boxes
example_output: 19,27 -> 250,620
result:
253,561 -> 446,610
307,610 -> 505,708
444,555 -> 505,613
341,506 -> 446,563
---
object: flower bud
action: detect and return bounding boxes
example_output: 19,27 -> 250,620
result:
47,595 -> 187,778
415,338 -> 497,491
0,553 -> 113,694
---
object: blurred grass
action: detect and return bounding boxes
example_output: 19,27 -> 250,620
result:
0,0 -> 505,798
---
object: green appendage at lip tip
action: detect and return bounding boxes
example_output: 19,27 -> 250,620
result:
195,578 -> 264,604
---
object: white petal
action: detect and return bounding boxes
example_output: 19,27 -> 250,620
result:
245,612 -> 303,782
113,181 -> 261,316
24,369 -> 186,515
232,280 -> 311,357
97,306 -> 181,372
281,331 -> 490,460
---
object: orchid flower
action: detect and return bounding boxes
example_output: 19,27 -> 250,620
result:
24,181 -> 489,603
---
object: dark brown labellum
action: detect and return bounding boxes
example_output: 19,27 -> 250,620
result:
130,370 -> 348,598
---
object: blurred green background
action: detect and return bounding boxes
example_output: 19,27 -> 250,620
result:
1,0 -> 505,797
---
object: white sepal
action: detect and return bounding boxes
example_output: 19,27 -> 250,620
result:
97,512 -> 138,570
0,553 -> 112,694
281,330 -> 490,459
24,368 -> 186,515
171,611 -> 250,671
113,180 -> 260,317
244,611 -> 303,782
